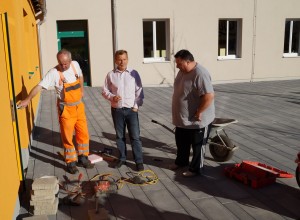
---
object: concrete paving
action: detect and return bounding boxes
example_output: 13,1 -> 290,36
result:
18,80 -> 300,220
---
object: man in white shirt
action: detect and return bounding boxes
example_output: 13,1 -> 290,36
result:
102,50 -> 144,171
19,49 -> 94,174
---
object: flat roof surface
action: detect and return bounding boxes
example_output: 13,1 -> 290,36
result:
19,80 -> 300,220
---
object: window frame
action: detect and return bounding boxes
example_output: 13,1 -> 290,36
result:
218,19 -> 242,60
283,19 -> 300,58
142,19 -> 170,63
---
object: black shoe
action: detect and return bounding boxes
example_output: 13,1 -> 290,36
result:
114,160 -> 126,169
169,163 -> 180,170
77,155 -> 94,169
67,162 -> 79,174
182,170 -> 197,177
136,163 -> 144,171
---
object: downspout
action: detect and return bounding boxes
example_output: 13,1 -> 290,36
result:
111,0 -> 118,57
172,12 -> 176,82
250,0 -> 257,82
36,0 -> 47,77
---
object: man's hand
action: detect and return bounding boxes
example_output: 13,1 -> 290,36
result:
18,99 -> 30,109
131,108 -> 138,112
17,85 -> 43,109
194,112 -> 202,121
113,95 -> 122,103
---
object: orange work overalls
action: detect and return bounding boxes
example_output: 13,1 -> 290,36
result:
57,63 -> 89,164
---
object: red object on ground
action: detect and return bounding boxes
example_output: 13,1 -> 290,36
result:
95,181 -> 111,192
224,160 -> 293,189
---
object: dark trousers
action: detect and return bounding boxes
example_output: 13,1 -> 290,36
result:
175,125 -> 211,173
111,107 -> 143,164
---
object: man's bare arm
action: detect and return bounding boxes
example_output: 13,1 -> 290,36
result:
18,85 -> 43,108
79,75 -> 84,97
195,93 -> 215,120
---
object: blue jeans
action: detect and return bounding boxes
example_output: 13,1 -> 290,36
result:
111,107 -> 143,164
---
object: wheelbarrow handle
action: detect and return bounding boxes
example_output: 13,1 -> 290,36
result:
151,120 -> 175,134
212,118 -> 238,127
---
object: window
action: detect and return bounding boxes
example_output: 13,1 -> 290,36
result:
283,20 -> 300,57
218,19 -> 242,60
143,20 -> 169,62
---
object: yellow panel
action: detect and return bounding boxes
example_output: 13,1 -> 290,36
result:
17,0 -> 41,150
0,14 -> 21,220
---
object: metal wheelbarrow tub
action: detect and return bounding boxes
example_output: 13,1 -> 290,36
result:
208,118 -> 239,162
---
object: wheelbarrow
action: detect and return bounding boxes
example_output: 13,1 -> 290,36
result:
151,118 -> 238,162
295,152 -> 300,187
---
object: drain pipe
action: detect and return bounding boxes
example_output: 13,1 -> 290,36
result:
36,0 -> 47,77
111,0 -> 118,56
250,0 -> 257,82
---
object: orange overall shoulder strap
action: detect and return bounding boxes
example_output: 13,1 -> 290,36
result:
55,65 -> 66,86
71,62 -> 78,78
56,62 -> 78,85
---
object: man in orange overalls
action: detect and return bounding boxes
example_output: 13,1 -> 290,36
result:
19,49 -> 94,174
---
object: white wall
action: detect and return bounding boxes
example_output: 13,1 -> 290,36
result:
116,0 -> 256,85
39,0 -> 300,87
254,0 -> 300,81
40,0 -> 113,86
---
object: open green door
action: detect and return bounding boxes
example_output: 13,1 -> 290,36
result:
57,20 -> 90,86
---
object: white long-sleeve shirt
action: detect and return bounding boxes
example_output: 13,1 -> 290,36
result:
102,67 -> 144,109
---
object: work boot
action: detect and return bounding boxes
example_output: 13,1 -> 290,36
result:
67,162 -> 79,174
182,170 -> 198,177
169,163 -> 180,170
77,155 -> 94,169
136,163 -> 144,171
114,160 -> 126,169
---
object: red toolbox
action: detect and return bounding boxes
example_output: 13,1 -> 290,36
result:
224,160 -> 293,188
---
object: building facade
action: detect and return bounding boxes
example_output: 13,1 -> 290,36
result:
40,0 -> 300,87
0,0 -> 44,219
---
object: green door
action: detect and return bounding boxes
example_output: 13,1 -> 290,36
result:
57,21 -> 91,86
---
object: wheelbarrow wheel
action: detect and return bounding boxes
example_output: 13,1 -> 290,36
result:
296,166 -> 300,187
209,134 -> 234,162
